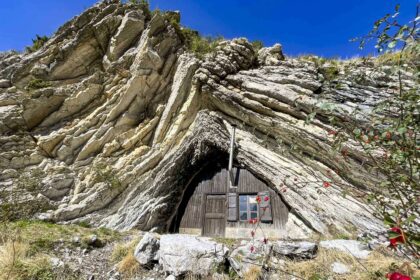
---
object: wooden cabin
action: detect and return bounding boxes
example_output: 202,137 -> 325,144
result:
171,161 -> 289,239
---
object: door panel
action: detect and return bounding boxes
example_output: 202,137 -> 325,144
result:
203,194 -> 226,237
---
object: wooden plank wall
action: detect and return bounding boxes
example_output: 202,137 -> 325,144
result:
176,164 -> 289,237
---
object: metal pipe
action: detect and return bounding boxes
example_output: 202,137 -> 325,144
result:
228,125 -> 236,187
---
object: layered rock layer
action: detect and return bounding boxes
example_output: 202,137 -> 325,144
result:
0,0 -> 406,238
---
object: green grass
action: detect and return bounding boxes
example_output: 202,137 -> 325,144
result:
212,237 -> 237,248
0,220 -> 126,279
2,220 -> 123,252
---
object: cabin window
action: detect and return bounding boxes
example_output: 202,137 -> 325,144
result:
239,194 -> 259,221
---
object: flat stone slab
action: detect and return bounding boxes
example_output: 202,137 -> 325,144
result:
158,234 -> 229,276
272,240 -> 318,259
320,239 -> 371,259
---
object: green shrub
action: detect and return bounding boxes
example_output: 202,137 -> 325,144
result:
92,163 -> 122,190
251,40 -> 264,52
25,35 -> 49,53
26,79 -> 51,90
181,28 -> 224,59
319,64 -> 340,82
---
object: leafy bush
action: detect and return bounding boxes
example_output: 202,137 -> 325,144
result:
305,4 -> 419,265
92,162 -> 122,190
251,40 -> 264,53
25,35 -> 49,53
26,79 -> 51,90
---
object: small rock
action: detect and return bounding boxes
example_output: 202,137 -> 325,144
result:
0,79 -> 11,88
165,276 -> 176,280
368,239 -> 389,250
134,232 -> 160,265
72,236 -> 81,244
331,262 -> 350,274
272,241 -> 318,260
86,235 -> 104,248
50,257 -> 64,268
320,239 -> 371,259
229,240 -> 270,277
257,43 -> 285,66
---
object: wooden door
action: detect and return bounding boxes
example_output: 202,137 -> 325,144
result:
202,194 -> 226,237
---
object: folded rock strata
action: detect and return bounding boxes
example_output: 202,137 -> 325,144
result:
1,0 -> 411,238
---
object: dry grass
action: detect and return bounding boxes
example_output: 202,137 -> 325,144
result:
0,242 -> 29,276
243,265 -> 262,280
110,237 -> 140,263
0,241 -> 53,280
281,247 -> 419,280
112,237 -> 142,279
117,254 -> 141,279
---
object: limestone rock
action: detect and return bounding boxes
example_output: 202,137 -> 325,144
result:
41,174 -> 74,200
229,240 -> 270,277
320,239 -> 371,259
0,79 -> 11,88
107,10 -> 145,61
331,261 -> 350,274
258,43 -> 285,66
272,241 -> 318,259
134,232 -> 160,265
158,234 -> 229,276
0,0 -> 413,238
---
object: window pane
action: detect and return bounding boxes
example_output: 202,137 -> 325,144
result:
250,212 -> 258,219
250,204 -> 258,211
239,195 -> 247,202
240,212 -> 248,221
248,196 -> 257,204
239,203 -> 247,211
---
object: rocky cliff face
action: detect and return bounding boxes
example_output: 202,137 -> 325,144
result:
0,0 -> 407,238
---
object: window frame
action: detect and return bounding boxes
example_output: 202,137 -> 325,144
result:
238,193 -> 259,222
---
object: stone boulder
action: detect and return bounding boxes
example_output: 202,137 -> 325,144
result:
134,232 -> 160,265
0,79 -> 11,88
320,239 -> 371,259
41,174 -> 74,200
229,240 -> 271,277
257,43 -> 285,66
272,240 -> 318,259
158,234 -> 229,276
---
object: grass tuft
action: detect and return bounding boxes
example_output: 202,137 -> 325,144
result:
243,265 -> 262,280
117,254 -> 142,278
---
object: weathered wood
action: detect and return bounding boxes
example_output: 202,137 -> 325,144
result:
203,194 -> 226,237
176,162 -> 289,238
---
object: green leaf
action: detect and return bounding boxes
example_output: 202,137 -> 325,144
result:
410,238 -> 420,247
388,231 -> 401,239
353,128 -> 361,137
404,214 -> 417,224
397,127 -> 407,135
384,214 -> 396,226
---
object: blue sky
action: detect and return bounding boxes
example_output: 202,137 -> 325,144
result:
0,0 -> 417,57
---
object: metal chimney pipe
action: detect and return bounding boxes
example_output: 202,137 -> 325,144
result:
228,125 -> 236,187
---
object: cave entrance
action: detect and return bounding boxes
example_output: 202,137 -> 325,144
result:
170,156 -> 289,239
